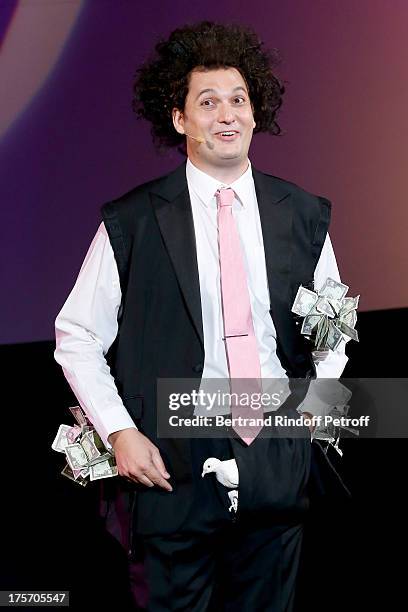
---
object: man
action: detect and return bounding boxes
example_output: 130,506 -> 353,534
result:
54,21 -> 349,611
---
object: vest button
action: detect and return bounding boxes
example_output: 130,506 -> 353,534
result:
192,363 -> 203,373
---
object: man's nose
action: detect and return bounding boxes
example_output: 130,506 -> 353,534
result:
216,101 -> 235,124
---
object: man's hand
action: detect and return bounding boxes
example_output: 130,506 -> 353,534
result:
108,428 -> 173,491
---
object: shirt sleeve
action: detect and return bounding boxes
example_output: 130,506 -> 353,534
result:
297,232 -> 349,417
54,221 -> 137,449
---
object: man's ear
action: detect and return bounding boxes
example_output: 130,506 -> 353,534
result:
172,108 -> 185,135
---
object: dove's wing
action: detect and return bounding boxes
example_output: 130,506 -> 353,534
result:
217,459 -> 239,488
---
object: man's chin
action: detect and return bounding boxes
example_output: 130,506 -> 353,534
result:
213,150 -> 243,162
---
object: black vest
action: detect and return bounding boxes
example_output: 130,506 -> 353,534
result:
101,160 -> 331,535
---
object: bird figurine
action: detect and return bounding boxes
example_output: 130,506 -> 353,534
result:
201,457 -> 239,488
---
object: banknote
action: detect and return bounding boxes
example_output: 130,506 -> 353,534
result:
80,431 -> 102,462
336,319 -> 359,342
340,295 -> 360,315
319,277 -> 349,301
327,298 -> 343,316
301,314 -> 320,336
72,466 -> 84,479
88,452 -> 112,467
71,465 -> 90,480
92,430 -> 104,450
65,443 -> 88,471
80,423 -> 93,435
315,315 -> 329,348
51,424 -> 72,454
315,296 -> 335,318
68,405 -> 88,426
342,309 -> 357,329
89,458 -> 118,481
66,425 -> 81,445
61,463 -> 88,487
291,286 -> 318,317
326,322 -> 343,351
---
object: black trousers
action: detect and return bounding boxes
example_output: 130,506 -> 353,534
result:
141,432 -> 310,612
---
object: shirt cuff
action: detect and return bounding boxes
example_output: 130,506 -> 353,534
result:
92,407 -> 138,450
315,352 -> 349,378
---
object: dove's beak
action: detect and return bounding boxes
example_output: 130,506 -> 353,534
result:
201,471 -> 205,477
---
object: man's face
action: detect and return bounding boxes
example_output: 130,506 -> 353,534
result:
173,67 -> 256,171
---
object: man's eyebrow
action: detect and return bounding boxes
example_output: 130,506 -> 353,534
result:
195,86 -> 248,101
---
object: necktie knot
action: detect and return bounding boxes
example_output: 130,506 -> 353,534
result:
216,187 -> 235,208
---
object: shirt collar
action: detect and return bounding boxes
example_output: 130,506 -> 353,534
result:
186,157 -> 254,209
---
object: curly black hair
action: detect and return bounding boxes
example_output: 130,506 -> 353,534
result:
132,21 -> 285,154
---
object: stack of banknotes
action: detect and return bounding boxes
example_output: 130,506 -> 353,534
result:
291,276 -> 359,351
51,405 -> 117,486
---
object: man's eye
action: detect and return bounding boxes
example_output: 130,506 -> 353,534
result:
200,97 -> 246,106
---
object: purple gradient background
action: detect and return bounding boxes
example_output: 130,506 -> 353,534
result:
1,0 -> 407,344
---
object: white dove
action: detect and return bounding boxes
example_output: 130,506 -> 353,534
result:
201,457 -> 239,488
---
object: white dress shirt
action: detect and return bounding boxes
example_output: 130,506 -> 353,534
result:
54,158 -> 348,448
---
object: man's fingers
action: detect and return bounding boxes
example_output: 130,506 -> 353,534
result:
117,444 -> 173,490
137,474 -> 155,488
144,464 -> 173,491
134,471 -> 172,491
151,450 -> 171,479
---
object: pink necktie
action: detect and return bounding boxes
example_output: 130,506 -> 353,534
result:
216,187 -> 264,445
